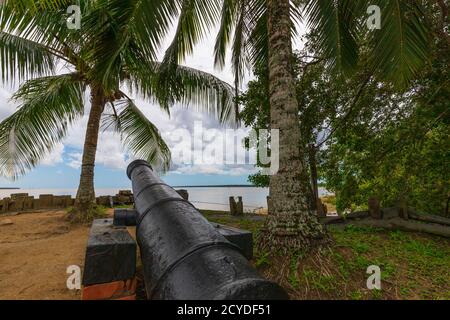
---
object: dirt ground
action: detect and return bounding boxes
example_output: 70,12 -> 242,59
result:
2,208 -> 447,300
0,210 -> 92,300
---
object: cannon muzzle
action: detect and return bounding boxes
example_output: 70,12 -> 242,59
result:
127,160 -> 288,300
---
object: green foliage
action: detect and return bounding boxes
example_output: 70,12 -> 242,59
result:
322,32 -> 450,215
255,251 -> 271,268
0,74 -> 83,178
239,4 -> 448,216
202,212 -> 450,299
103,98 -> 172,172
67,204 -> 108,224
330,224 -> 450,299
216,0 -> 431,102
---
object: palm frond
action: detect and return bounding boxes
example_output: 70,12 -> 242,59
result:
103,97 -> 171,172
370,0 -> 430,87
247,7 -> 268,69
0,1 -> 77,47
156,64 -> 237,125
214,0 -> 239,69
78,0 -> 181,90
91,0 -> 180,64
0,31 -> 57,84
163,0 -> 221,66
232,0 -> 250,90
214,0 -> 302,88
121,43 -> 237,125
131,0 -> 181,61
304,0 -> 360,73
0,73 -> 84,178
81,1 -> 133,91
2,0 -> 72,11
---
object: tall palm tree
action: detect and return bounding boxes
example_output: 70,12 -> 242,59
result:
0,0 -> 236,221
213,0 -> 431,252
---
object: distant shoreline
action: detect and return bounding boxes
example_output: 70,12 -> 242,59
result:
0,188 -> 20,190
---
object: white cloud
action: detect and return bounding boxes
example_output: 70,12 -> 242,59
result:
67,152 -> 82,169
172,164 -> 257,176
0,87 -> 17,121
40,143 -> 65,166
95,131 -> 128,170
65,130 -> 127,170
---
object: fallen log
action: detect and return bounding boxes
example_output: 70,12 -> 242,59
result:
351,218 -> 450,238
408,212 -> 450,227
321,211 -> 369,225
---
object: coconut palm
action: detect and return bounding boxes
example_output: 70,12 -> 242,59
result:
0,0 -> 235,221
213,0 -> 431,251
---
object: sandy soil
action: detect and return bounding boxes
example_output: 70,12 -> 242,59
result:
0,210 -> 91,300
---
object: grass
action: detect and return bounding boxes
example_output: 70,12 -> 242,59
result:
113,204 -> 134,209
66,205 -> 108,224
202,211 -> 450,300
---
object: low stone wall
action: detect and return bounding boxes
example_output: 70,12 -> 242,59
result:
0,190 -> 134,214
0,189 -> 189,214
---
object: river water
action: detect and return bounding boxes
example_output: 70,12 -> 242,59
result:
0,187 -> 331,212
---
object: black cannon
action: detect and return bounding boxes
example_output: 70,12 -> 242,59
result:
127,160 -> 288,300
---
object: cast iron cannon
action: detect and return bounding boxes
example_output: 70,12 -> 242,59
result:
127,160 -> 288,300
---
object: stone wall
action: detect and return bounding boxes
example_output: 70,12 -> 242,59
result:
0,189 -> 189,214
0,190 -> 134,214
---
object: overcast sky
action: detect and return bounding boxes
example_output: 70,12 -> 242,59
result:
0,19 -> 306,189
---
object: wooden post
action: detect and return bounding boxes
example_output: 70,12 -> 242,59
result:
398,198 -> 409,220
368,197 -> 382,219
237,197 -> 244,215
316,198 -> 327,217
229,197 -> 237,215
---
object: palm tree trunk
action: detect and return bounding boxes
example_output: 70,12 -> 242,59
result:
260,0 -> 327,252
74,86 -> 105,217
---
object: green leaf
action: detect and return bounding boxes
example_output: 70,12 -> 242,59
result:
370,0 -> 430,87
0,73 -> 84,178
214,0 -> 239,69
305,0 -> 360,74
163,0 -> 221,66
0,31 -> 56,84
156,64 -> 237,125
103,98 -> 171,172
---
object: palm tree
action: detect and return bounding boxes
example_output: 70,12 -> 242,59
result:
0,0 -> 236,222
213,0 -> 431,252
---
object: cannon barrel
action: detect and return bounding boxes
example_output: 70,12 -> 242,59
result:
127,160 -> 288,300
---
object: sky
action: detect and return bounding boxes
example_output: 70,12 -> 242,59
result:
0,18 -> 306,189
